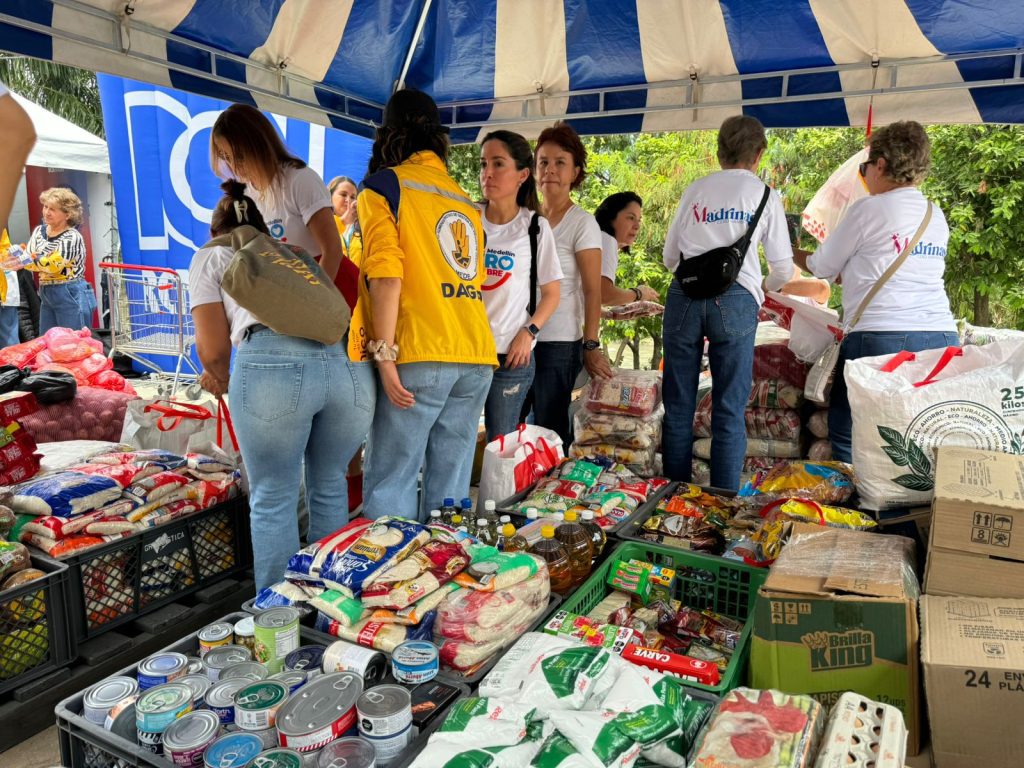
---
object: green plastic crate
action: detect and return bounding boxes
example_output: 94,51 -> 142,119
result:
558,540 -> 768,695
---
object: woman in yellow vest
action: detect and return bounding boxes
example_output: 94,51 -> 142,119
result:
351,89 -> 497,521
329,175 -> 362,267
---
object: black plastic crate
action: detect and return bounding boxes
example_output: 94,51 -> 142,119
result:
55,611 -> 467,768
60,497 -> 252,643
0,552 -> 73,696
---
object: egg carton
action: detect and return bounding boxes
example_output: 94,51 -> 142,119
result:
813,692 -> 907,768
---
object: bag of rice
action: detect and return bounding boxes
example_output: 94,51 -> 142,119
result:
252,580 -> 324,610
126,488 -> 195,523
437,594 -> 552,672
315,610 -> 437,653
68,462 -> 159,488
83,516 -> 136,535
125,470 -> 192,504
89,449 -> 187,470
433,697 -> 536,746
361,541 -> 470,609
309,589 -> 367,626
454,548 -> 542,592
11,472 -> 122,517
366,582 -> 461,626
438,570 -> 550,639
133,499 -> 201,527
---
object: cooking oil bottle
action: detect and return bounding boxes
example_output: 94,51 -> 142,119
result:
579,509 -> 607,561
530,525 -> 574,595
554,510 -> 593,587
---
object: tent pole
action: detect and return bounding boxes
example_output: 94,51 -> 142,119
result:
396,0 -> 434,93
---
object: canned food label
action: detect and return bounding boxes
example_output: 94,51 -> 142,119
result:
169,744 -> 207,767
356,622 -> 386,647
360,726 -> 411,761
278,707 -> 357,753
137,727 -> 163,754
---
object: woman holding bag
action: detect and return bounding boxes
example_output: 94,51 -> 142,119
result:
190,181 -> 374,590
797,121 -> 957,463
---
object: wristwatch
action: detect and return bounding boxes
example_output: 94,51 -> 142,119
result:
632,286 -> 643,301
582,339 -> 600,352
524,323 -> 540,338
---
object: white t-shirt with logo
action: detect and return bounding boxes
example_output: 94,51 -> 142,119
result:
538,205 -> 603,343
255,165 -> 332,258
807,187 -> 955,333
600,232 -> 621,282
663,169 -> 792,306
189,245 -> 260,347
480,207 -> 563,354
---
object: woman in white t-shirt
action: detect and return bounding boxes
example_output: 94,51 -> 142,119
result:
594,192 -> 659,306
189,181 -> 373,591
800,121 -> 957,463
531,122 -> 613,446
478,130 -> 562,441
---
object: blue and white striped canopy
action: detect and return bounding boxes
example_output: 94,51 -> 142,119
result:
3,0 -> 1023,142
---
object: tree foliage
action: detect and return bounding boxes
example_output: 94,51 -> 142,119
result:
0,56 -> 104,137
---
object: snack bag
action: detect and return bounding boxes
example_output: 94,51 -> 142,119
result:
741,460 -> 856,504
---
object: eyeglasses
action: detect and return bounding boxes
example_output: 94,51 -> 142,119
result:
858,158 -> 878,178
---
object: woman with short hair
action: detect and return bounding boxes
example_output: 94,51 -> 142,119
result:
594,191 -> 659,306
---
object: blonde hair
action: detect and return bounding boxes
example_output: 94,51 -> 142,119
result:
39,187 -> 83,227
868,121 -> 931,186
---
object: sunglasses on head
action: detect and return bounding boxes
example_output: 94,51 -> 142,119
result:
859,157 -> 880,178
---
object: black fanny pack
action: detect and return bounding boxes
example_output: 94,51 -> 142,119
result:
674,184 -> 771,300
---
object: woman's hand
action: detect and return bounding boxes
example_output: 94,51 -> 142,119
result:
583,347 -> 613,380
378,361 -> 415,409
505,328 -> 534,369
637,284 -> 659,302
199,370 -> 228,397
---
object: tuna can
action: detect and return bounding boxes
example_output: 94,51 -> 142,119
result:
284,645 -> 324,676
185,657 -> 205,675
83,676 -> 138,725
254,607 -> 301,674
359,725 -> 412,765
162,710 -> 220,767
316,737 -> 377,768
357,685 -> 412,765
138,652 -> 190,690
203,732 -> 263,768
271,670 -> 308,694
251,727 -> 279,749
390,641 -> 438,685
206,678 -> 248,726
276,671 -> 364,753
234,615 -> 257,657
105,700 -> 137,740
204,644 -> 252,681
178,674 -> 212,711
198,622 -> 235,656
136,682 -> 193,754
321,640 -> 386,686
220,661 -> 269,683
234,680 -> 288,731
249,748 -> 305,768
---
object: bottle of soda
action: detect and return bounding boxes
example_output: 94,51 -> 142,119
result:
579,509 -> 607,560
500,523 -> 529,553
475,518 -> 496,546
555,510 -> 593,587
440,497 -> 457,525
530,525 -> 574,595
460,497 -> 474,524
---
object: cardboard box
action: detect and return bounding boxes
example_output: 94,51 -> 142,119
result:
750,524 -> 921,753
925,447 -> 1024,598
921,594 -> 1024,768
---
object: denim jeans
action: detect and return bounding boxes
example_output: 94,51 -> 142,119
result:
229,328 -> 375,591
531,340 -> 583,447
662,282 -> 758,491
363,362 -> 492,522
484,353 -> 536,442
40,280 -> 96,332
830,329 -> 960,463
0,307 -> 18,347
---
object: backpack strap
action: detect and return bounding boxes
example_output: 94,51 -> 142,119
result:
199,233 -> 236,251
527,212 -> 540,316
732,184 -> 772,256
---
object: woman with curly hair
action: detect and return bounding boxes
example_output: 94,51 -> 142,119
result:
352,89 -> 496,521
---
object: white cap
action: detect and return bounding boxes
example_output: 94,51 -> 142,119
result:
429,509 -> 441,519
457,526 -> 468,533
477,518 -> 488,527
554,512 -> 565,521
499,515 -> 511,524
484,500 -> 496,512
581,509 -> 595,521
526,508 -> 538,519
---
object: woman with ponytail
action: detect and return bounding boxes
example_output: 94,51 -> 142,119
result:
189,181 -> 374,590
478,130 -> 562,440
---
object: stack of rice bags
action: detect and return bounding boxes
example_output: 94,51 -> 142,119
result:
0,392 -> 42,486
692,342 -> 807,486
571,369 -> 663,476
408,632 -> 716,768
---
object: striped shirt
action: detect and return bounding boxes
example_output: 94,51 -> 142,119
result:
26,225 -> 86,283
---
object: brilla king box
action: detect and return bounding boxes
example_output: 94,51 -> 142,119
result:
921,594 -> 1024,768
750,523 -> 921,754
925,446 -> 1024,598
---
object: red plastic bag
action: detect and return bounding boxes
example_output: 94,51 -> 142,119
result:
43,327 -> 102,362
0,338 -> 45,367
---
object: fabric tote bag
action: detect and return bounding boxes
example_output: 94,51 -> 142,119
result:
120,399 -> 219,454
478,424 -> 564,504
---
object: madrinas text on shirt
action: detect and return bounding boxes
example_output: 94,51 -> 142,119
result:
691,203 -> 756,225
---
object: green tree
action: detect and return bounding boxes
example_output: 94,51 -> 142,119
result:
0,56 -> 104,137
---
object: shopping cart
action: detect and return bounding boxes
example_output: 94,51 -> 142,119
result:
99,262 -> 199,397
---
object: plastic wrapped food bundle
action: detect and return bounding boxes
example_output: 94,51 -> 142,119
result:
584,369 -> 662,418
694,403 -> 802,441
573,406 -> 662,450
694,437 -> 801,461
570,442 -> 658,476
739,460 -> 856,504
601,300 -> 664,320
807,439 -> 832,461
437,569 -> 550,642
746,380 -> 803,409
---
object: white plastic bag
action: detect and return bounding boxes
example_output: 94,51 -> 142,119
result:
802,147 -> 868,243
763,292 -> 843,364
478,424 -> 564,504
847,340 -> 1024,510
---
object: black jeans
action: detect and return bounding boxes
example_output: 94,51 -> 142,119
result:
530,339 -> 583,447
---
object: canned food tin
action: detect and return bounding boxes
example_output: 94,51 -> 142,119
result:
254,607 -> 301,674
276,672 -> 363,753
204,645 -> 252,681
360,725 -> 412,764
251,727 -> 279,749
234,615 -> 256,657
316,737 -> 377,768
162,710 -> 220,767
136,683 -> 193,753
178,674 -> 212,710
322,641 -> 386,687
356,685 -> 412,738
203,732 -> 263,768
83,676 -> 138,725
220,661 -> 268,683
284,646 -> 324,676
234,680 -> 288,731
271,670 -> 308,694
206,678 -> 248,726
185,657 -> 205,675
198,622 -> 235,656
105,701 -> 136,740
138,652 -> 190,690
390,641 -> 438,685
249,747 -> 305,768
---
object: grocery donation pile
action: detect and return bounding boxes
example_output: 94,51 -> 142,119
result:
0,327 -> 137,395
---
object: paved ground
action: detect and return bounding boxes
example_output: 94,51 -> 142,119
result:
1,726 -> 60,768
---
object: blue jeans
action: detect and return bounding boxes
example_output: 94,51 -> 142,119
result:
363,362 -> 492,522
531,340 -> 583,447
484,353 -> 536,442
40,280 -> 96,332
0,307 -> 19,346
662,283 -> 758,491
830,329 -> 960,464
229,328 -> 375,591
